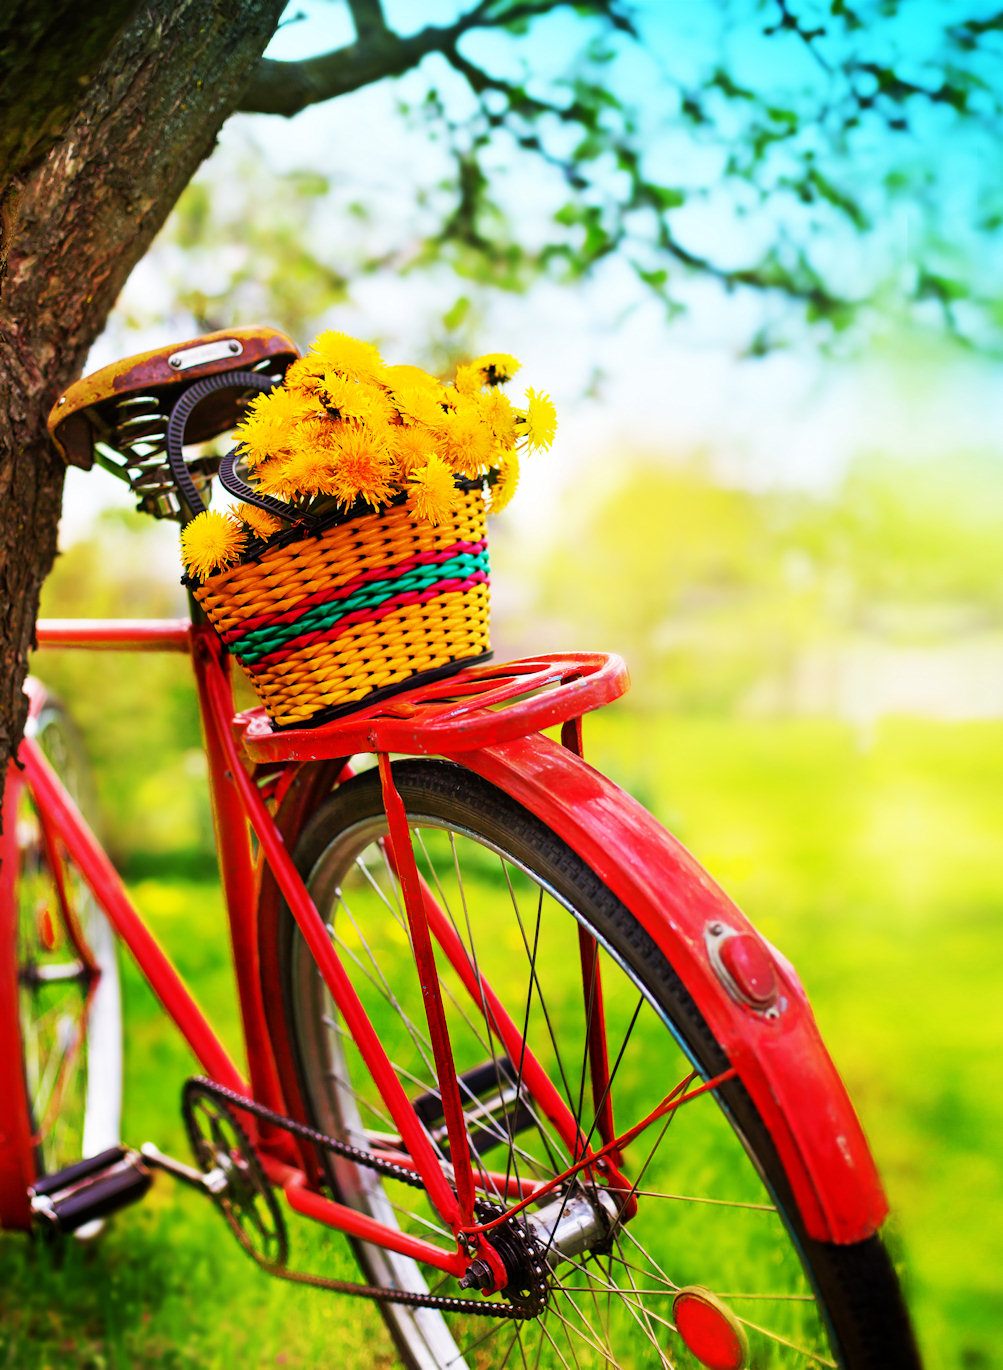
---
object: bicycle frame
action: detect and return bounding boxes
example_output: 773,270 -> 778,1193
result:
1,612 -> 890,1266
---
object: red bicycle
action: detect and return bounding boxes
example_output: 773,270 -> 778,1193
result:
0,328 -> 920,1369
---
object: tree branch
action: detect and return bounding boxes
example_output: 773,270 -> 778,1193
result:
346,0 -> 388,44
238,0 -> 632,117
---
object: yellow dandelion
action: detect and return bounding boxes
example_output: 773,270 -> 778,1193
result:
237,502 -> 283,541
272,445 -> 343,499
390,424 -> 438,478
408,455 -> 457,525
471,352 -> 521,386
437,397 -> 494,477
518,388 -> 558,451
317,372 -> 377,424
180,510 -> 246,581
259,385 -> 325,425
478,388 -> 518,447
393,382 -> 447,429
454,363 -> 482,396
233,404 -> 292,468
488,450 -> 520,515
328,428 -> 395,510
310,330 -> 384,380
254,457 -> 299,500
383,363 -> 440,391
283,355 -> 327,393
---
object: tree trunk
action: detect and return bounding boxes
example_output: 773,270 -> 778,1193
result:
0,0 -> 284,812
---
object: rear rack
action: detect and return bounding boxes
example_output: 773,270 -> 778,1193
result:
234,653 -> 630,762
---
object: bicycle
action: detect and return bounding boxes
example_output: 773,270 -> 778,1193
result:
0,325 -> 922,1369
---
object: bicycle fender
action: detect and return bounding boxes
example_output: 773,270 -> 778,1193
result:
444,732 -> 888,1246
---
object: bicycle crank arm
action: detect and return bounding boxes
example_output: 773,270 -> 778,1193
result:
140,1142 -> 228,1195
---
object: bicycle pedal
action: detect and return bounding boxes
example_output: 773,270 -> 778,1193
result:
412,1057 -> 535,1160
29,1146 -> 152,1233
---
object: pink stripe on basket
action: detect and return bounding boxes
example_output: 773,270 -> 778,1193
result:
220,539 -> 487,643
247,572 -> 489,668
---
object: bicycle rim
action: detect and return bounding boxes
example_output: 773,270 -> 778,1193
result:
16,703 -> 122,1181
278,761 -> 918,1370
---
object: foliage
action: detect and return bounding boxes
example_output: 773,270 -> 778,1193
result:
525,444 -> 1003,707
127,0 -> 1003,357
32,509 -> 214,873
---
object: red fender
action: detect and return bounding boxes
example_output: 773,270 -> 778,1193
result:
444,733 -> 887,1246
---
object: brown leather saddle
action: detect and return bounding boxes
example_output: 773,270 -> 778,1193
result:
46,326 -> 297,517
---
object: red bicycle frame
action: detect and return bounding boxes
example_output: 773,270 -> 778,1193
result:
0,613 -> 889,1266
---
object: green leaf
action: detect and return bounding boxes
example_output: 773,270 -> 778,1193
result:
648,185 -> 686,211
442,296 -> 471,330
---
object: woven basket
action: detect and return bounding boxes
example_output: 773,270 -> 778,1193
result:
191,486 -> 491,728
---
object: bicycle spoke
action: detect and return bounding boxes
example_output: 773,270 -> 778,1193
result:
281,773 -> 861,1369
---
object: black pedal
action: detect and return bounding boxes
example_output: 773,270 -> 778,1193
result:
411,1057 -> 535,1160
30,1146 -> 152,1233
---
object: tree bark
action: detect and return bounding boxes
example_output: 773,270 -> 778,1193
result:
0,0 -> 285,812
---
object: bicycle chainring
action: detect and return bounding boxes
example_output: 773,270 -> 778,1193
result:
182,1080 -> 289,1270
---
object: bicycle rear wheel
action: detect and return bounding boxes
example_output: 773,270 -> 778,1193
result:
13,699 -> 122,1186
276,761 -> 919,1369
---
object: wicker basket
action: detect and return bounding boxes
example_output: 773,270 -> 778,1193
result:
190,486 -> 491,728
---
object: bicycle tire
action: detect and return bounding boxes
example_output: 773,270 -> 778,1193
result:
14,699 -> 123,1197
276,760 -> 920,1369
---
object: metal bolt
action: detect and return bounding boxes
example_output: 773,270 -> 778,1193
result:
458,1258 -> 494,1292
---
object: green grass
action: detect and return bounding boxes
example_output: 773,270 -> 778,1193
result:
2,713 -> 1000,1367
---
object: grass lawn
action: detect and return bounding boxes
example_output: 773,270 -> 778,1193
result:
2,711 -> 999,1368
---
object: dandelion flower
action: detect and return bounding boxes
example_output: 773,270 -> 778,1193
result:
454,363 -> 481,396
180,510 -> 246,580
408,455 -> 457,525
518,388 -> 557,451
479,388 -> 517,447
437,397 -> 494,476
311,373 -> 394,428
471,353 -> 521,386
269,445 -> 342,499
283,355 -> 327,392
393,383 -> 446,429
383,364 -> 440,391
310,330 -> 384,380
237,502 -> 283,541
259,385 -> 325,425
488,450 -> 520,515
390,424 -> 438,478
234,400 -> 294,468
328,428 -> 395,510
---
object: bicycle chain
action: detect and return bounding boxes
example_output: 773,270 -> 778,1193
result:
183,1077 -> 549,1322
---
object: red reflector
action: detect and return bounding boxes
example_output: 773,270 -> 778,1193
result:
39,907 -> 57,952
719,931 -> 777,1009
673,1287 -> 748,1370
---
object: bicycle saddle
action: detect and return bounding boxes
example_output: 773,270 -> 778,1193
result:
48,325 -> 300,470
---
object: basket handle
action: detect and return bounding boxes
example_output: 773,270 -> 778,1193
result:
216,446 -> 317,527
168,370 -> 312,525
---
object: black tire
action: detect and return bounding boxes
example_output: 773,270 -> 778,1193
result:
16,699 -> 123,1201
277,760 -> 921,1370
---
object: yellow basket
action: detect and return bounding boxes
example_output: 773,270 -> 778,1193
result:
191,488 -> 491,728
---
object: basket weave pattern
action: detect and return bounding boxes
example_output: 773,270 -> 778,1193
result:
193,488 -> 490,726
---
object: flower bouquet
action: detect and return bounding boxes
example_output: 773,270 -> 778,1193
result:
179,330 -> 556,728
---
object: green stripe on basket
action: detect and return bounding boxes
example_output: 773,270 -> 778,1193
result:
231,549 -> 489,664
